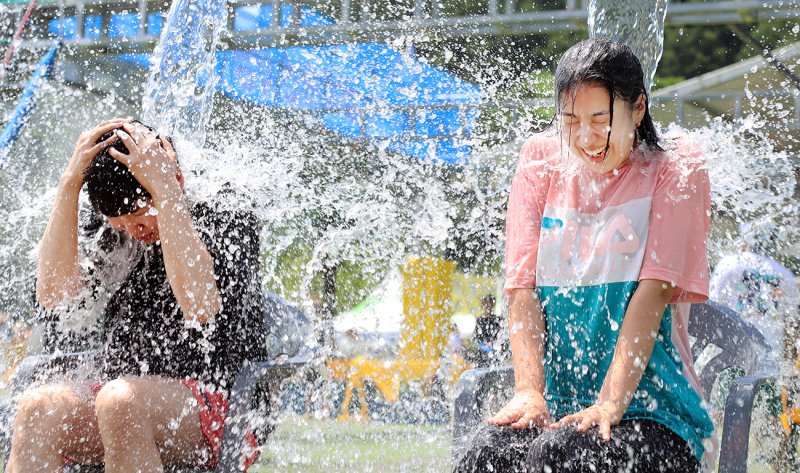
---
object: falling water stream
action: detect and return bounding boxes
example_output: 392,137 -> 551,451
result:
588,0 -> 668,94
141,0 -> 227,147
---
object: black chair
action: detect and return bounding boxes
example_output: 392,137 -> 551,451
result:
2,291 -> 314,472
452,301 -> 777,473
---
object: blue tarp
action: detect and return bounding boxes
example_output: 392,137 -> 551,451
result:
49,5 -> 480,164
0,41 -> 61,168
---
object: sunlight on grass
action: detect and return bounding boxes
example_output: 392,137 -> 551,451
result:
255,415 -> 450,473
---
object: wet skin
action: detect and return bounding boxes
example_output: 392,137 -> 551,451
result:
107,202 -> 160,244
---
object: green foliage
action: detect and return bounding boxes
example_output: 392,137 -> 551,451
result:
780,255 -> 800,275
261,223 -> 386,316
411,4 -> 798,99
326,260 -> 390,314
263,237 -> 389,314
658,25 -> 743,79
657,20 -> 800,83
733,20 -> 800,61
504,69 -> 554,98
263,241 -> 312,300
416,32 -> 583,89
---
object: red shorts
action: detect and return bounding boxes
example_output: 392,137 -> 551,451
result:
65,379 -> 260,470
181,379 -> 260,470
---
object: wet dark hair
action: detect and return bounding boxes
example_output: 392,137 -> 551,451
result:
554,37 -> 662,151
83,120 -> 172,217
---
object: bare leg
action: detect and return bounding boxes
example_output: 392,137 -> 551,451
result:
6,382 -> 104,473
94,377 -> 210,473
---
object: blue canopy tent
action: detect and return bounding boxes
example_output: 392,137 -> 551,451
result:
48,4 -> 481,164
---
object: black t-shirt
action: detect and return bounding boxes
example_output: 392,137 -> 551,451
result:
474,315 -> 501,346
42,196 -> 267,391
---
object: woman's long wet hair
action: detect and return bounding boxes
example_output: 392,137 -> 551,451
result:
552,37 -> 663,152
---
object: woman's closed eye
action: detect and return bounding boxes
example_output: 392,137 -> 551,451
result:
561,117 -> 611,130
561,115 -> 578,126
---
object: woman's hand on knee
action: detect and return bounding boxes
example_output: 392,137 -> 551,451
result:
487,390 -> 552,429
548,402 -> 621,441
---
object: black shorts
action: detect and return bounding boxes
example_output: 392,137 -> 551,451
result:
453,419 -> 699,473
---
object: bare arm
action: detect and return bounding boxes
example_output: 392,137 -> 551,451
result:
153,185 -> 221,324
36,179 -> 82,308
508,288 -> 547,396
110,126 -> 221,324
597,279 -> 674,417
36,120 -> 125,309
488,288 -> 552,428
551,279 -> 674,439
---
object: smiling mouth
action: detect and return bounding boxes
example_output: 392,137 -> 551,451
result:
582,147 -> 606,161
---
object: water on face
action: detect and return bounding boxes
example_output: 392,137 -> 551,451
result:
0,1 -> 798,472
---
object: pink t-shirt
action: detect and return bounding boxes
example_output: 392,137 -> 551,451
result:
504,133 -> 711,302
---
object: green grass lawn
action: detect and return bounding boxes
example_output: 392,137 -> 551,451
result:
255,415 -> 451,473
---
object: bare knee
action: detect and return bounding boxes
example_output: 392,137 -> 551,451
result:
15,384 -> 76,432
95,379 -> 151,438
11,383 -> 87,460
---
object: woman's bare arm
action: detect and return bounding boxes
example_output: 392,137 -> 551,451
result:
550,279 -> 674,439
488,288 -> 552,428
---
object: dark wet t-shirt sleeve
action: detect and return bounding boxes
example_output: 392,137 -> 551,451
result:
191,202 -> 267,388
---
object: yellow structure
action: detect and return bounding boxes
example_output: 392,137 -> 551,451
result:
780,391 -> 799,432
331,256 -> 468,421
399,257 -> 456,361
327,356 -> 445,420
2,336 -> 27,386
780,361 -> 800,433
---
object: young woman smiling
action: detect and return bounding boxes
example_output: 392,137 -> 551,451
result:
454,38 -> 714,473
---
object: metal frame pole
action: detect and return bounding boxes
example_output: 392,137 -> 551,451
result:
489,0 -> 498,16
137,0 -> 147,36
76,0 -> 85,39
340,0 -> 351,23
271,0 -> 280,28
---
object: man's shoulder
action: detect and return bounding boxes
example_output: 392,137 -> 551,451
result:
187,189 -> 262,272
189,189 -> 259,231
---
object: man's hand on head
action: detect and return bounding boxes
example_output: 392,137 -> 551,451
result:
61,118 -> 128,191
108,122 -> 182,207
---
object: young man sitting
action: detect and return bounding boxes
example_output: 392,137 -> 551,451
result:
7,119 -> 267,472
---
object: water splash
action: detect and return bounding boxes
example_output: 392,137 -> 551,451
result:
0,1 -> 798,470
141,0 -> 227,147
588,0 -> 668,94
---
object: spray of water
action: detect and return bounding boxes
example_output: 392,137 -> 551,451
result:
588,0 -> 668,94
0,0 -> 798,471
141,0 -> 227,147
